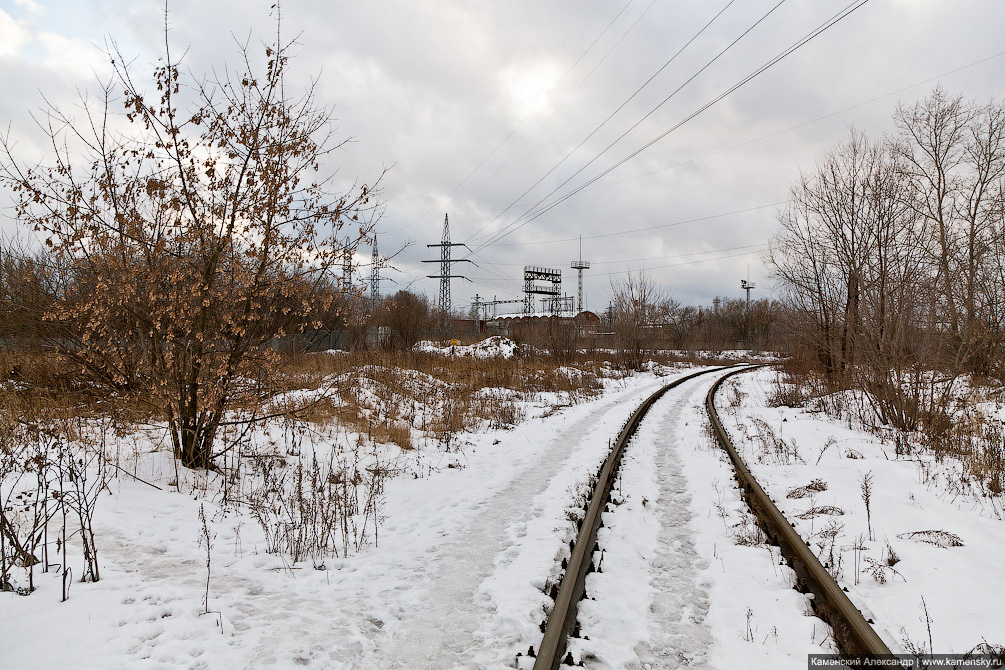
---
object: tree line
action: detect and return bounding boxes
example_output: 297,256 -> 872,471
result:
768,88 -> 1005,430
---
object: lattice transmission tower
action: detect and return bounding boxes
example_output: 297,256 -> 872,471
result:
571,236 -> 590,314
342,237 -> 353,287
424,214 -> 471,318
370,235 -> 380,311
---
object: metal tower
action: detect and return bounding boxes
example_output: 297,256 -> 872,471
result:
370,235 -> 380,311
523,266 -> 562,314
424,214 -> 472,317
570,236 -> 590,314
741,278 -> 756,309
342,236 -> 352,287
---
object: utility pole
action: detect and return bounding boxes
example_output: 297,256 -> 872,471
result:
570,235 -> 590,314
424,214 -> 472,329
740,277 -> 756,350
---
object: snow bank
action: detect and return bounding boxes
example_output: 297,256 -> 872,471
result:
414,336 -> 520,359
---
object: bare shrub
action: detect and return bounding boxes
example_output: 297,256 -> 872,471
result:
765,365 -> 818,408
0,17 -> 382,470
751,417 -> 804,465
939,411 -> 1005,495
1,410 -> 110,597
248,446 -> 393,562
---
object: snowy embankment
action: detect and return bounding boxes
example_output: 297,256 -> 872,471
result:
715,367 -> 1004,657
1,363 -> 705,669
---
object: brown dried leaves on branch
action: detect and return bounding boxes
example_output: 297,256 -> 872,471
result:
0,19 -> 384,470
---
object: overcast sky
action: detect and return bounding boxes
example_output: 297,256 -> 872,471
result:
2,0 -> 1004,314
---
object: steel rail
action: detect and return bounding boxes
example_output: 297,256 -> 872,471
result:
533,364 -> 734,670
706,365 -> 892,658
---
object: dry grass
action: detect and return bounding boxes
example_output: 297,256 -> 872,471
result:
771,363 -> 1005,497
1,343 -> 734,459
262,348 -> 610,449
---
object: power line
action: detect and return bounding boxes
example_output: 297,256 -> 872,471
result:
489,201 -> 786,246
580,47 -> 1005,190
462,0 -> 739,246
480,242 -> 769,268
590,246 -> 767,277
469,0 -> 785,250
470,0 -> 872,254
456,0 -> 660,209
383,1 -> 636,236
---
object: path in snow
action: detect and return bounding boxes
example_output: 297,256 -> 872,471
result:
352,374 -> 679,669
578,369 -> 838,669
639,380 -> 715,668
574,372 -> 723,669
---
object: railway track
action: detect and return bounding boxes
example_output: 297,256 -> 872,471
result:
531,364 -> 891,669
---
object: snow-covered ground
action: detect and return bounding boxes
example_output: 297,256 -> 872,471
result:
715,367 -> 1005,657
1,364 -> 708,669
414,336 -> 519,359
568,368 -> 834,669
6,361 -> 999,669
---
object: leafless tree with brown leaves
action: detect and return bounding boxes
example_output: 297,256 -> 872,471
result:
0,15 -> 384,469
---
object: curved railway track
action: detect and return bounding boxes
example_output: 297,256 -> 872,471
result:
532,363 -> 891,669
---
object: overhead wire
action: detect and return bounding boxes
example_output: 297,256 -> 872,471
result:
470,0 -> 872,254
383,0 -> 635,236
577,47 -> 1005,192
455,0 -> 662,213
464,0 -> 739,246
490,201 -> 786,246
481,242 -> 769,267
591,246 -> 768,278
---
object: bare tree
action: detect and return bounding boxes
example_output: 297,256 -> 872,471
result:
608,270 -> 676,370
892,87 -> 973,340
769,130 -> 897,382
375,290 -> 434,350
0,17 -> 383,469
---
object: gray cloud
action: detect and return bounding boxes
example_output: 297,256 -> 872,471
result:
2,0 -> 1003,312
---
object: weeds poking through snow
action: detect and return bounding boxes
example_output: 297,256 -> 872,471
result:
861,471 -> 874,541
248,444 -> 393,561
815,519 -> 844,579
751,417 -> 804,465
796,505 -> 844,519
786,479 -> 828,499
896,529 -> 964,548
852,534 -> 867,586
198,504 -> 213,614
815,437 -> 837,465
901,597 -> 935,662
884,541 -> 900,567
864,557 -> 905,584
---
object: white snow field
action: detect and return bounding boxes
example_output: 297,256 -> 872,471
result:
571,367 -> 834,669
715,367 -> 1005,658
1,364 -> 720,669
5,361 -> 998,669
